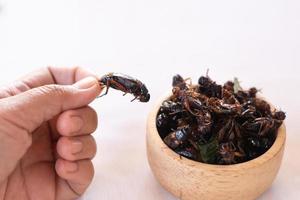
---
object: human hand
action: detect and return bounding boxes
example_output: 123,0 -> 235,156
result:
0,67 -> 102,200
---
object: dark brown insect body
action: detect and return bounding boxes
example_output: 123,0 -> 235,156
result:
172,86 -> 204,116
163,126 -> 191,149
99,73 -> 150,102
160,100 -> 183,115
198,75 -> 222,98
172,74 -> 188,90
175,145 -> 198,160
218,142 -> 244,164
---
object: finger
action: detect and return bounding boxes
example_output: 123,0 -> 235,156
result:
0,77 -> 101,133
56,136 -> 97,161
56,106 -> 98,136
55,159 -> 94,198
48,66 -> 98,85
0,66 -> 97,98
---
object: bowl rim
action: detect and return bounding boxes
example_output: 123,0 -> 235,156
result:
147,92 -> 286,171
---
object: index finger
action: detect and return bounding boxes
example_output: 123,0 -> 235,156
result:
0,66 -> 97,98
47,66 -> 98,85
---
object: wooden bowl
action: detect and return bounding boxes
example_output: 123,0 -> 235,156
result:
146,94 -> 286,200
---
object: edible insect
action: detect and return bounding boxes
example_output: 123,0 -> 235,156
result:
172,74 -> 188,90
175,145 -> 198,160
163,126 -> 191,149
156,73 -> 286,165
99,73 -> 150,102
198,75 -> 222,98
172,86 -> 204,116
160,100 -> 183,115
218,142 -> 244,164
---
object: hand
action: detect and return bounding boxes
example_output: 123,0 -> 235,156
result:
0,67 -> 102,200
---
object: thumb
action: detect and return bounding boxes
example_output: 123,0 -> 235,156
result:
0,76 -> 101,133
0,77 -> 101,184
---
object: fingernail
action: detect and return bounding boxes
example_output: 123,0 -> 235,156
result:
70,116 -> 83,134
65,162 -> 78,173
71,140 -> 83,154
73,77 -> 98,89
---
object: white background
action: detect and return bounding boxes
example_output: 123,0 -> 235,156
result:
0,0 -> 299,199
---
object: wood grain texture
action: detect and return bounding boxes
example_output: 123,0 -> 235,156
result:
146,95 -> 286,200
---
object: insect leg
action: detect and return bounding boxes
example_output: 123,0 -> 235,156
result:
131,96 -> 138,102
183,100 -> 200,116
99,80 -> 110,97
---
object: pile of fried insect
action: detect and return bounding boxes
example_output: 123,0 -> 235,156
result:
156,74 -> 286,165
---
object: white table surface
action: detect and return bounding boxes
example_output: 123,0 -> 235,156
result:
0,0 -> 300,199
